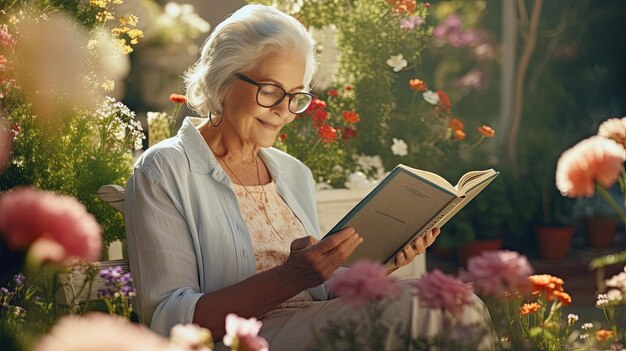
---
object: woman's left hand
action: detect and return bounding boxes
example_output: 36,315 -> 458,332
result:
392,228 -> 441,269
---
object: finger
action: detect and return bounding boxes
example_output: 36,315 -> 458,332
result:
322,232 -> 363,270
325,231 -> 363,261
290,236 -> 318,251
432,228 -> 441,237
395,250 -> 408,267
317,227 -> 357,253
413,239 -> 426,255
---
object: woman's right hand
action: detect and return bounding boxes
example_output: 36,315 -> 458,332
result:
277,227 -> 363,291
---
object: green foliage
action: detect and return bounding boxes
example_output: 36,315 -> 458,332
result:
0,92 -> 142,247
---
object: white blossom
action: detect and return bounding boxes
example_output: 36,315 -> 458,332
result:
423,90 -> 440,105
386,54 -> 407,72
391,138 -> 408,156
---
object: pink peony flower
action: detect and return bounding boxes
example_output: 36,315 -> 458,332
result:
458,250 -> 533,297
169,323 -> 213,351
224,313 -> 268,351
598,117 -> 626,147
326,259 -> 402,306
413,269 -> 474,318
0,187 -> 102,262
35,312 -> 168,351
556,136 -> 626,198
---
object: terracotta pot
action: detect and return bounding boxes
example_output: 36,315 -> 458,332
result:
585,216 -> 618,248
457,239 -> 503,267
535,225 -> 574,259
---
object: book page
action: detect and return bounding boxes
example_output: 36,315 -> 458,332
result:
454,169 -> 497,193
398,164 -> 458,195
329,169 -> 457,265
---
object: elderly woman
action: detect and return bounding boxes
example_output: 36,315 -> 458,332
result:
125,4 -> 487,350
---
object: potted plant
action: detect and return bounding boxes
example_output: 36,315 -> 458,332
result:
572,188 -> 621,249
534,183 -> 575,259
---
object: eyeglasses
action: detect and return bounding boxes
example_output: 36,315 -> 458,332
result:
235,73 -> 315,114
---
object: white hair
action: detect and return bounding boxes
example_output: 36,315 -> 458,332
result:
183,4 -> 317,117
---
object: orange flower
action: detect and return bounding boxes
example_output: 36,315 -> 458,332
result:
595,329 -> 616,341
519,302 -> 541,316
344,85 -> 353,91
408,79 -> 428,92
453,130 -> 466,141
529,274 -> 571,304
387,0 -> 416,14
342,111 -> 360,124
436,90 -> 451,113
448,118 -> 464,131
478,125 -> 495,138
553,290 -> 572,307
169,93 -> 186,103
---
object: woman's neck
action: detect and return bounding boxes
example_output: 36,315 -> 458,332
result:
199,120 -> 260,164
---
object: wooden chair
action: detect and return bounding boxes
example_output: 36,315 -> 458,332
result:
55,185 -> 128,309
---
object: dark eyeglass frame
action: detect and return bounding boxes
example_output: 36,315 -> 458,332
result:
234,73 -> 315,114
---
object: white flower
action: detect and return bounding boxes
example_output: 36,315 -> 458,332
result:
606,271 -> 626,289
596,293 -> 609,307
422,90 -> 440,105
391,138 -> 408,156
567,314 -> 579,325
607,288 -> 623,302
344,171 -> 373,190
582,322 -> 593,330
386,54 -> 407,72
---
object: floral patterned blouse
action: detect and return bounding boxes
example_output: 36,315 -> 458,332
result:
232,181 -> 315,308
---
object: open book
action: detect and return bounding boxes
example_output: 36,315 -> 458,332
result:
323,165 -> 499,266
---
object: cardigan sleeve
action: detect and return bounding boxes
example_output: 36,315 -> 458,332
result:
124,166 -> 204,336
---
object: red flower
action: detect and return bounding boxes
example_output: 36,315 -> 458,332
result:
327,89 -> 339,98
425,2 -> 431,8
478,125 -> 495,138
313,109 -> 329,124
436,90 -> 451,113
169,93 -> 186,104
341,126 -> 358,140
408,79 -> 428,92
448,118 -> 464,131
279,133 -> 287,141
344,85 -> 353,91
305,98 -> 327,114
318,124 -> 337,143
341,110 -> 360,124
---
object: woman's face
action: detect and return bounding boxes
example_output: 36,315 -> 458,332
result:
222,50 -> 306,148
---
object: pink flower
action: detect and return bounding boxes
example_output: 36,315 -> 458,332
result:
556,136 -> 626,198
458,250 -> 533,297
224,314 -> 268,351
35,312 -> 168,351
0,187 -> 102,262
598,117 -> 626,147
326,260 -> 402,306
413,269 -> 474,318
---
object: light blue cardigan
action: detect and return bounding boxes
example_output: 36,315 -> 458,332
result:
124,117 -> 329,335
